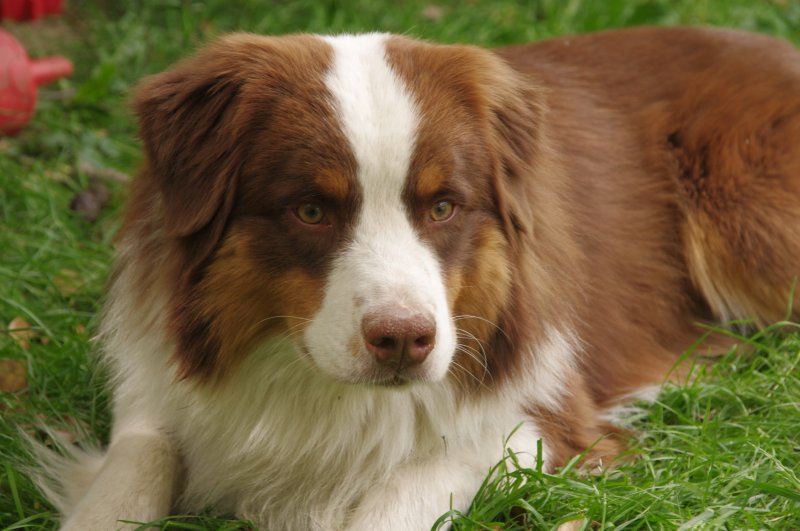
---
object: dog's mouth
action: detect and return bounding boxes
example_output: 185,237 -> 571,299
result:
296,341 -> 435,386
375,374 -> 411,387
369,353 -> 437,386
353,362 -> 429,387
370,368 -> 419,387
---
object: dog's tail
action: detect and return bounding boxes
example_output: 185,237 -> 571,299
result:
669,80 -> 800,327
23,429 -> 105,521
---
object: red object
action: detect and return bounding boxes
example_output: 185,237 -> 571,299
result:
0,0 -> 64,21
0,29 -> 73,135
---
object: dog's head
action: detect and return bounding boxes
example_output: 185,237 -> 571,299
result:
131,33 -> 544,387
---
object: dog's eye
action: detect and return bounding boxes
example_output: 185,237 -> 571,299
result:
430,200 -> 455,222
296,203 -> 325,225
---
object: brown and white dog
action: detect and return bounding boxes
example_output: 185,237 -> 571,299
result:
37,27 -> 800,529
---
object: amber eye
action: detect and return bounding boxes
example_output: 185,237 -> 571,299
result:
430,200 -> 454,222
296,203 -> 325,225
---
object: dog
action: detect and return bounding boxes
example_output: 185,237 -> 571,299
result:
35,26 -> 800,529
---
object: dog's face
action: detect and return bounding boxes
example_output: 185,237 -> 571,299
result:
131,33 -> 542,386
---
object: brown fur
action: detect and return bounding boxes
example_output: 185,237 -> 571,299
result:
127,34 -> 349,380
496,27 -> 800,410
122,27 -> 800,469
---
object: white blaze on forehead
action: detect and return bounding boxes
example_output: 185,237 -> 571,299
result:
322,33 -> 419,201
303,34 -> 455,383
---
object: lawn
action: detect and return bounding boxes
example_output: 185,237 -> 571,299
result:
1,0 -> 799,529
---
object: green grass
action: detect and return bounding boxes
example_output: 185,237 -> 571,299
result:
1,0 -> 799,529
438,325 -> 800,529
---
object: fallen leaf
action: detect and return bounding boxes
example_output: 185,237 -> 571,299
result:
557,519 -> 599,531
43,163 -> 72,184
77,161 -> 130,184
200,20 -> 215,35
70,178 -> 110,222
421,4 -> 444,22
33,413 -> 90,445
50,417 -> 88,444
53,268 -> 83,297
8,317 -> 36,349
0,358 -> 27,392
49,427 -> 78,444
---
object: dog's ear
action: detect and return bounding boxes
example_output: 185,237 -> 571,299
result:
132,35 -> 254,239
480,59 -> 546,239
132,37 -> 256,381
424,43 -> 546,239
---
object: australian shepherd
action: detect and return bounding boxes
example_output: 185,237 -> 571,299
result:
36,26 -> 800,530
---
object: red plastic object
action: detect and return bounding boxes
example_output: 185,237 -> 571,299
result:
0,29 -> 73,135
0,0 -> 64,21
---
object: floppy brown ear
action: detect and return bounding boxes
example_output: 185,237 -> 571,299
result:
132,36 -> 253,239
478,53 -> 546,238
131,36 -> 257,380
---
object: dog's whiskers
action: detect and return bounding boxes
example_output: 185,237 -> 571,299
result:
448,358 -> 489,390
455,328 -> 489,363
453,314 -> 510,341
454,346 -> 489,382
247,314 -> 312,334
242,315 -> 311,347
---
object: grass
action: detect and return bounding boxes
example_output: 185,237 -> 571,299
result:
1,0 -> 799,529
438,325 -> 800,529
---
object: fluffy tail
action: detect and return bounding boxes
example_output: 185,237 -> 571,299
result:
24,429 -> 106,520
672,99 -> 800,327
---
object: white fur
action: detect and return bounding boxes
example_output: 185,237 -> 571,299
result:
306,34 -> 456,383
45,257 -> 547,529
518,325 -> 581,412
684,220 -> 753,327
599,384 -> 663,427
33,34 -> 575,531
58,432 -> 179,531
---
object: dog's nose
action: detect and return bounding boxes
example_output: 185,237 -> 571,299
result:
362,312 -> 436,368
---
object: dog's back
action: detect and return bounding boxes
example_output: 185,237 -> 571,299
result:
498,27 -> 800,405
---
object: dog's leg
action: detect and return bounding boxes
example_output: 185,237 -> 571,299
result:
668,67 -> 800,326
59,430 -> 179,531
346,415 -> 545,531
346,452 -> 488,531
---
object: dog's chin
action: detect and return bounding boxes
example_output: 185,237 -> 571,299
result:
365,366 -> 436,388
341,364 -> 442,388
298,344 -> 447,387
